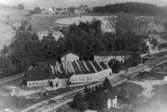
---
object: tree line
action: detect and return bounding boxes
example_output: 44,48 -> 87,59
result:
92,2 -> 166,16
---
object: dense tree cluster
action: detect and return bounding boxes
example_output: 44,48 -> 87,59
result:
93,2 -> 166,16
109,59 -> 122,73
108,52 -> 142,73
125,52 -> 142,67
0,19 -> 148,75
62,20 -> 148,60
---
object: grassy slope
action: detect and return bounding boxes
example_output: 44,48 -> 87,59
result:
0,8 -> 29,50
29,14 -> 59,32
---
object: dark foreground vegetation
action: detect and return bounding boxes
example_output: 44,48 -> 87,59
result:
67,78 -> 143,112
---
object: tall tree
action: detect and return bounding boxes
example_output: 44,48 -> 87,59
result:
151,38 -> 158,49
130,52 -> 141,66
42,32 -> 57,60
69,93 -> 88,112
103,78 -> 111,90
109,59 -> 122,73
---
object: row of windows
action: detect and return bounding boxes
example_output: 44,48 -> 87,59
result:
28,80 -> 63,87
95,56 -> 125,60
28,81 -> 46,86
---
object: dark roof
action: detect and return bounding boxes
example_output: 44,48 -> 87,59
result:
55,73 -> 72,79
95,51 -> 132,56
26,62 -> 51,81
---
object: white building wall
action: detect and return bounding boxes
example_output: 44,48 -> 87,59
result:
27,80 -> 48,88
27,78 -> 65,88
94,55 -> 126,62
70,68 -> 112,84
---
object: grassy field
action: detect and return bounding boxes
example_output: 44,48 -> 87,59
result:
29,14 -> 60,32
29,14 -> 78,32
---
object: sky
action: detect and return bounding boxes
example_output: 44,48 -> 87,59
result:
0,0 -> 167,8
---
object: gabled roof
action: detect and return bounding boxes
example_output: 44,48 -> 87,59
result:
95,51 -> 132,56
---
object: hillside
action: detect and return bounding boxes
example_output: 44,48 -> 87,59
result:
0,7 -> 29,50
92,2 -> 166,16
55,15 -> 166,34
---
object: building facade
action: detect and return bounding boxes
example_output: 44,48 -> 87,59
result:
70,68 -> 112,84
94,51 -> 131,62
27,78 -> 66,88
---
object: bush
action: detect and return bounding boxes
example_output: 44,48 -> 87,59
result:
130,52 -> 141,66
17,4 -> 24,10
124,52 -> 141,68
69,93 -> 88,112
57,105 -> 80,112
109,59 -> 122,73
103,78 -> 112,90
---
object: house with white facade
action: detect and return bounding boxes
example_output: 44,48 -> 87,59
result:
94,51 -> 131,62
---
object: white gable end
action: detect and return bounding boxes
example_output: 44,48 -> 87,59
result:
61,53 -> 79,62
